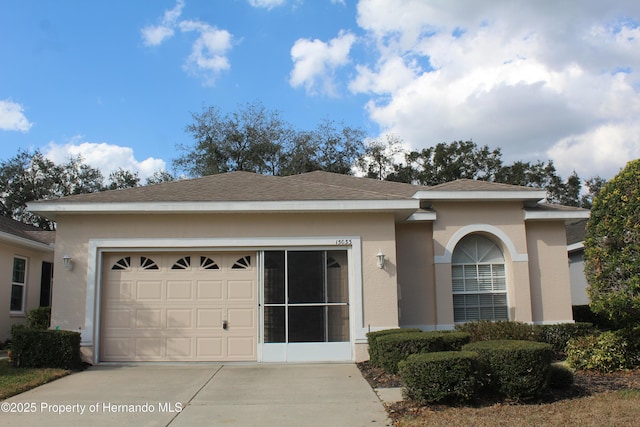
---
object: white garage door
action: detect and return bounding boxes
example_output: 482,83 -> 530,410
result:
100,252 -> 256,362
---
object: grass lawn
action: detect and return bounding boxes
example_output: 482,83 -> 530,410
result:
0,358 -> 70,400
393,389 -> 640,426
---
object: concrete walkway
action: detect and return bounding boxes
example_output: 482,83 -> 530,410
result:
1,364 -> 391,426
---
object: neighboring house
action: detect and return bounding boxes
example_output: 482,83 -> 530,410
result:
0,216 -> 55,341
27,171 -> 589,364
566,219 -> 589,306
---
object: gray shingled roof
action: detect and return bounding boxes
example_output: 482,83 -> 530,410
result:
423,179 -> 544,192
0,216 -> 55,245
28,171 -> 422,204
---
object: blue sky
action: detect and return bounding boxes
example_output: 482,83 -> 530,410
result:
2,0 -> 640,182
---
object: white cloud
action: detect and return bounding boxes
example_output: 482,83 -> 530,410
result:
179,20 -> 233,86
345,0 -> 640,180
142,1 -> 233,86
290,30 -> 356,96
0,100 -> 33,132
141,0 -> 185,46
44,140 -> 166,182
248,0 -> 286,10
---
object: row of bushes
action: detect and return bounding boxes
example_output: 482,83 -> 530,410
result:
454,320 -> 596,356
398,340 -> 570,403
367,329 -> 470,373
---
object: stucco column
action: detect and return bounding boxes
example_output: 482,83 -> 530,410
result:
509,260 -> 533,322
433,263 -> 455,329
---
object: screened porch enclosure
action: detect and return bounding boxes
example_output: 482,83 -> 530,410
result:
263,250 -> 350,345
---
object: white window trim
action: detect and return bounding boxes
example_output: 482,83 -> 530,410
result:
83,237 -> 363,365
10,256 -> 28,315
435,224 -> 528,264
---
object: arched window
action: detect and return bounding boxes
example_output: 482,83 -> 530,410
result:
452,234 -> 508,322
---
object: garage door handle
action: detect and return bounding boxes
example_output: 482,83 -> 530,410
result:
222,320 -> 228,330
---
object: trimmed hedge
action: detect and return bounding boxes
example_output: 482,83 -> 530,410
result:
399,351 -> 480,404
11,328 -> 81,370
455,320 -> 596,358
548,362 -> 574,389
366,328 -> 421,368
377,331 -> 471,374
26,306 -> 51,330
462,340 -> 553,400
455,321 -> 540,342
537,322 -> 596,356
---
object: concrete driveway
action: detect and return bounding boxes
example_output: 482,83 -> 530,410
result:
1,364 -> 391,426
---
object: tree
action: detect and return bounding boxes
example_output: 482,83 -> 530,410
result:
495,160 -> 581,206
175,104 -> 366,177
0,150 -> 104,229
146,170 -> 176,185
356,134 -> 404,180
311,119 -> 365,175
107,168 -> 140,190
175,102 -> 293,177
584,159 -> 640,326
387,141 -> 503,185
580,176 -> 607,209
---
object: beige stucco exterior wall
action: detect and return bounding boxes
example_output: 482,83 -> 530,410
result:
526,221 -> 574,323
396,222 -> 436,328
430,201 -> 534,326
50,212 -> 400,360
0,241 -> 54,341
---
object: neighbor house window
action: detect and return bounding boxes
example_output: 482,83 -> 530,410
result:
10,257 -> 27,313
452,235 -> 508,322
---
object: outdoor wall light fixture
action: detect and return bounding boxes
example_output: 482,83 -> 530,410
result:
63,255 -> 73,271
376,250 -> 385,269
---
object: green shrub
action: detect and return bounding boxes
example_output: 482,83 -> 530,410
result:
455,320 -> 540,342
366,328 -> 421,368
616,325 -> 640,367
462,340 -> 552,400
548,362 -> 574,389
26,306 -> 51,330
566,331 -> 630,373
11,328 -> 81,370
537,322 -> 596,356
398,351 -> 480,404
377,331 -> 471,374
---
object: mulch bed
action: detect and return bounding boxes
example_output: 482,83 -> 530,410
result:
357,361 -> 640,424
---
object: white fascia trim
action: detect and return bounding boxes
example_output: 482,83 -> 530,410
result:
83,236 -> 364,364
29,199 -> 419,215
406,211 -> 437,221
568,242 -> 584,253
413,190 -> 546,201
524,209 -> 590,221
0,231 -> 54,252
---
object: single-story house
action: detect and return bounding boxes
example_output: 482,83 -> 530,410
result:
27,171 -> 589,364
0,216 -> 55,341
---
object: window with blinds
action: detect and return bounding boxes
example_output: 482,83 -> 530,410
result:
451,235 -> 508,322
